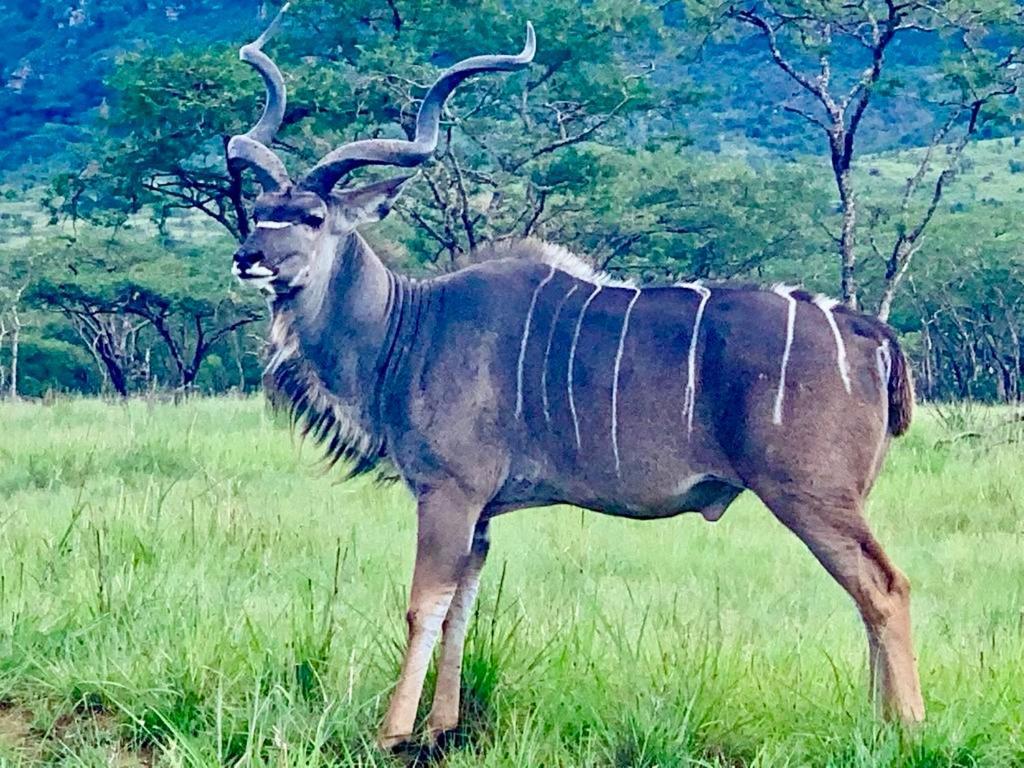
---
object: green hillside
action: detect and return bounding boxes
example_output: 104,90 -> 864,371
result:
2,1 -> 1014,179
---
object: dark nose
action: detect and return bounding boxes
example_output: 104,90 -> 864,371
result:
233,248 -> 263,271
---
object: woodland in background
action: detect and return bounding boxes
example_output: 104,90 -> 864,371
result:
1,0 -> 1024,401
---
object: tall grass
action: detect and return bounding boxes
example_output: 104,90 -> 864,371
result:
0,398 -> 1022,766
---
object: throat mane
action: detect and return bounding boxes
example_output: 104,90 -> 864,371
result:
265,310 -> 386,476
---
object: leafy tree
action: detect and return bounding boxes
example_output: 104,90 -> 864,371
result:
892,178 -> 1024,401
52,0 -> 687,269
28,231 -> 262,395
491,144 -> 834,284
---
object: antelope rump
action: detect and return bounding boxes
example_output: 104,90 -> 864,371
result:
222,8 -> 924,749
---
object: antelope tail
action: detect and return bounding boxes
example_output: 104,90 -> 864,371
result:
887,337 -> 914,437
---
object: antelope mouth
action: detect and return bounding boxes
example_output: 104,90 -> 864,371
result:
233,262 -> 279,293
233,262 -> 276,279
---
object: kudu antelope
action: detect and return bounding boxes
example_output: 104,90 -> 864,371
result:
224,10 -> 924,748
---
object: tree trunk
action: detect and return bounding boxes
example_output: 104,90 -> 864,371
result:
231,328 -> 246,393
68,314 -> 137,398
181,366 -> 199,392
0,316 -> 8,396
99,347 -> 129,397
876,240 -> 916,323
829,125 -> 859,311
1004,305 -> 1021,402
921,321 -> 934,401
9,306 -> 20,401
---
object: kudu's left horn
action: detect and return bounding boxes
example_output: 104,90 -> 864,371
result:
299,22 -> 536,197
226,3 -> 292,191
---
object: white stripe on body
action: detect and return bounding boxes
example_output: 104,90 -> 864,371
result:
256,220 -> 293,229
813,294 -> 852,394
568,284 -> 603,449
876,339 -> 892,410
542,283 -> 579,423
869,340 -> 893,478
611,288 -> 642,476
514,265 -> 557,419
772,284 -> 799,426
677,282 -> 711,438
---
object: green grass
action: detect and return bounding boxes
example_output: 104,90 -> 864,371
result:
862,137 -> 1024,205
0,398 -> 1023,766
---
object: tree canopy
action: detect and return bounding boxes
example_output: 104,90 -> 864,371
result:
2,0 -> 1024,400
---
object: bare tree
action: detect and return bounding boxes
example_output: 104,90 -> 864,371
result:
120,292 -> 262,392
30,283 -> 149,397
0,279 -> 30,400
7,294 -> 22,401
729,0 -> 1022,313
0,315 -> 8,396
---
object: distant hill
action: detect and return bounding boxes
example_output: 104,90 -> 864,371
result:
0,1 -> 261,179
0,1 -> 1015,183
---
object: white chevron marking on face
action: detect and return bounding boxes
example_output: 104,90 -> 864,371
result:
542,283 -> 579,423
612,287 -> 642,476
515,265 -> 557,420
677,282 -> 711,438
256,220 -> 294,229
568,284 -> 603,449
772,284 -> 799,426
813,294 -> 852,394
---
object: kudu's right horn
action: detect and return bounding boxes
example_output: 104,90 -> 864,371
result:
226,3 -> 292,191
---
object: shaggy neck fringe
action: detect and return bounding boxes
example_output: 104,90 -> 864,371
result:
266,310 -> 386,477
263,242 -> 426,481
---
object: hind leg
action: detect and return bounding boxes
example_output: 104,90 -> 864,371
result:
760,489 -> 924,723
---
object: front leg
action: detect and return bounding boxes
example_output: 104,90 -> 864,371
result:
426,521 -> 490,743
378,483 -> 483,751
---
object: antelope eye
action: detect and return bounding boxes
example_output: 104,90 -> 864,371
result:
302,214 -> 325,228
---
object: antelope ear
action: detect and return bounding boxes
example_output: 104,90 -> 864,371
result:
337,174 -> 412,226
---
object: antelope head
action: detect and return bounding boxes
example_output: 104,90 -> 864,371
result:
227,5 -> 535,296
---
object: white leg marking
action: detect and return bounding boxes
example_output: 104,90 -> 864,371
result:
772,284 -> 798,426
443,574 -> 480,649
813,295 -> 852,394
612,288 -> 642,476
515,265 -> 557,419
403,593 -> 455,684
542,283 -> 579,423
568,284 -> 603,450
677,282 -> 711,438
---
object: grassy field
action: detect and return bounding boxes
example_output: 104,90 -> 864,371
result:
0,399 -> 1022,767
